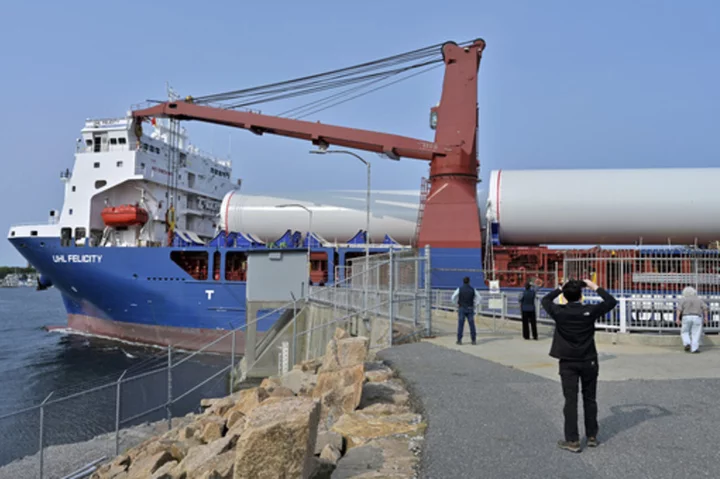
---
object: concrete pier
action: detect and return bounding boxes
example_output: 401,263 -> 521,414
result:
377,315 -> 720,478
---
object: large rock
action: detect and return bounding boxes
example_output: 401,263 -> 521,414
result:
150,460 -> 177,479
294,357 -> 323,374
314,431 -> 344,455
202,397 -> 236,417
357,380 -> 410,410
170,431 -> 239,478
270,386 -> 296,398
92,455 -> 130,479
281,369 -> 318,396
126,451 -> 174,478
233,397 -> 321,479
363,362 -> 394,383
230,387 -> 270,415
332,437 -> 418,478
320,444 -> 341,464
259,376 -> 283,392
331,412 -> 426,449
312,363 -> 365,428
319,337 -> 369,373
308,457 -> 335,479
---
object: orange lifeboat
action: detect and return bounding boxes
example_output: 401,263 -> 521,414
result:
101,204 -> 149,227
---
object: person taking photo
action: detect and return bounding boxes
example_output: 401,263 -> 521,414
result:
541,279 -> 618,453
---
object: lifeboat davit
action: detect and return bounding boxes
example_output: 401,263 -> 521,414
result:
101,205 -> 149,227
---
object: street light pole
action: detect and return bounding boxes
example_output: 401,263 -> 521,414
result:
310,149 -> 371,322
276,204 -> 313,281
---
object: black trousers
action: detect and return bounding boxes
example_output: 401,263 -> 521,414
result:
559,359 -> 599,442
521,310 -> 538,339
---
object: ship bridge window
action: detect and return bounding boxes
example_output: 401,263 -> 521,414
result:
171,251 -> 208,281
61,227 -> 71,246
118,138 -> 127,145
110,138 -> 117,145
225,252 -> 247,282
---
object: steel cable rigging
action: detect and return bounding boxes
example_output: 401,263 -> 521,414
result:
186,40 -> 476,118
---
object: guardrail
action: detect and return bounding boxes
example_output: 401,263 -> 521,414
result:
432,288 -> 720,334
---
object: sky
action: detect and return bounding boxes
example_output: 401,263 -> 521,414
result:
1,0 -> 718,265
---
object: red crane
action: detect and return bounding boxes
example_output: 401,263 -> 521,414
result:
132,39 -> 486,250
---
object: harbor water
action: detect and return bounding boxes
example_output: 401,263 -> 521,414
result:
0,287 -> 235,467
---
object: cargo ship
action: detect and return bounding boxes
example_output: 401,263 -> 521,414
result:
6,114 -> 427,352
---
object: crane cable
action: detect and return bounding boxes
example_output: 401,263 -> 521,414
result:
187,40 -> 476,116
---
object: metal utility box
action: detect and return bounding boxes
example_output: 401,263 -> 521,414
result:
246,249 -> 308,302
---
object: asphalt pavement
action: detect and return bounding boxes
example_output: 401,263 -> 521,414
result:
377,340 -> 720,479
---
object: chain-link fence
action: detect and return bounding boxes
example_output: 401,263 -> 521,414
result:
308,246 -> 432,350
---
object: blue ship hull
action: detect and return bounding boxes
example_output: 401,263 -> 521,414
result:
10,236 -> 258,352
9,235 -> 484,352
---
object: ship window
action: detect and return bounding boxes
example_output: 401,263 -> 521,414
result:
213,252 -> 221,281
110,138 -> 117,145
85,139 -> 92,146
225,252 -> 247,282
61,227 -> 72,246
95,180 -> 107,189
69,209 -> 73,215
171,251 -> 208,281
116,161 -> 123,167
75,228 -> 86,239
142,144 -> 148,151
94,162 -> 100,168
72,186 -> 76,192
31,230 -> 38,236
118,138 -> 127,145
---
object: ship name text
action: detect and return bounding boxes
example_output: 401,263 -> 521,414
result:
53,254 -> 103,264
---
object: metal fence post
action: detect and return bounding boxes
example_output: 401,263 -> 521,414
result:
167,345 -> 173,431
388,248 -> 395,346
39,391 -> 53,479
619,298 -> 628,333
424,245 -> 432,337
231,328 -> 237,392
292,295 -> 298,365
413,257 -> 420,327
115,370 -> 127,456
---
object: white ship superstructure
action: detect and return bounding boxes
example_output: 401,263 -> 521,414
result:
12,115 -> 236,247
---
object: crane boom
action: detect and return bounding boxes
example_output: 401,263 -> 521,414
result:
133,100 -> 441,161
132,39 -> 487,250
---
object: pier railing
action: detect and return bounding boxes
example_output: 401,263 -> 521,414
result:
432,267 -> 720,335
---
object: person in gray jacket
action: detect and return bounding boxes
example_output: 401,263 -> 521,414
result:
518,281 -> 538,340
676,286 -> 709,353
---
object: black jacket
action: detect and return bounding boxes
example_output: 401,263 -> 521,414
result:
541,287 -> 618,361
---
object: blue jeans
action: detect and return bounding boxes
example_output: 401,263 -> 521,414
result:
457,306 -> 477,343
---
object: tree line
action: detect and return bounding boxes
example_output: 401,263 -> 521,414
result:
0,266 -> 36,280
